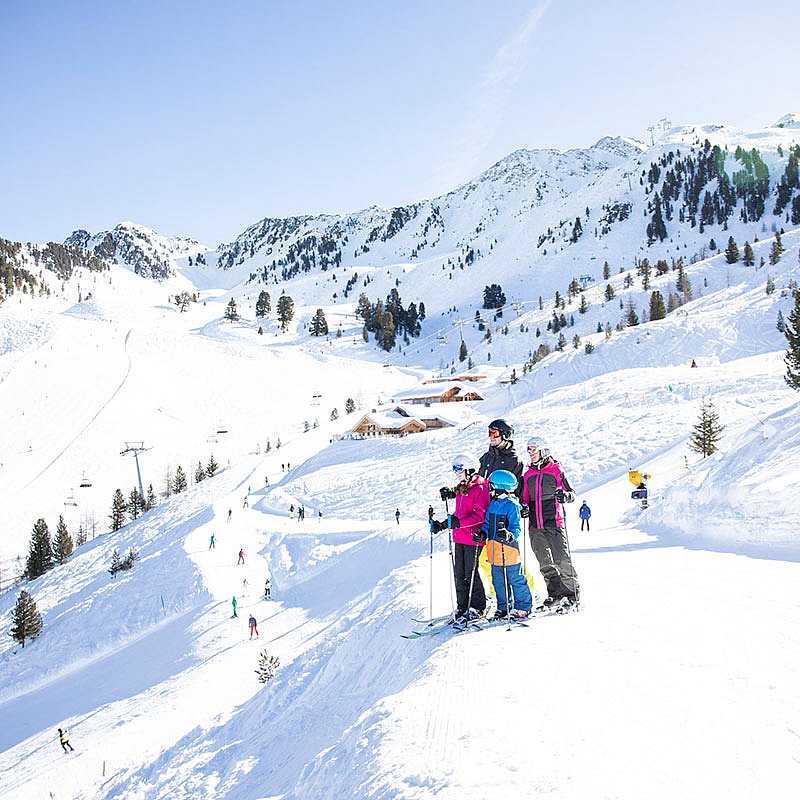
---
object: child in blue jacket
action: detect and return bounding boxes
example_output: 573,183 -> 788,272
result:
477,470 -> 533,619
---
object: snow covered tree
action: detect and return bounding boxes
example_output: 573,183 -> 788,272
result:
556,332 -> 567,351
603,261 -> 611,280
195,461 -> 206,483
173,465 -> 188,494
146,484 -> 157,511
743,241 -> 755,266
579,295 -> 589,314
584,341 -> 595,354
604,283 -> 615,301
175,291 -> 192,312
776,310 -> 786,333
625,299 -> 639,327
53,515 -> 73,565
110,489 -> 127,531
25,518 -> 53,579
277,295 -> 295,332
224,297 -> 239,321
766,276 -> 775,295
206,453 -> 219,477
769,240 -> 782,266
9,590 -> 43,648
688,398 -> 725,458
310,308 -> 328,336
330,408 -> 339,421
784,289 -> 800,391
724,236 -> 740,264
345,397 -> 356,414
458,339 -> 468,362
255,651 -> 280,683
255,290 -> 271,318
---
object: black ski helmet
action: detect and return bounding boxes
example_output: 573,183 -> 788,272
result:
488,418 -> 513,440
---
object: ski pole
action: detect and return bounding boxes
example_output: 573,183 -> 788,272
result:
560,499 -> 579,607
464,539 -> 481,624
428,514 -> 434,622
444,497 -> 456,613
499,526 -> 511,630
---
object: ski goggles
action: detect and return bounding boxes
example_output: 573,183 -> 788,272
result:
452,463 -> 466,473
488,428 -> 502,438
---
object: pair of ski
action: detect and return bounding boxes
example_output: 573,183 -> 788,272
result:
402,612 -> 529,639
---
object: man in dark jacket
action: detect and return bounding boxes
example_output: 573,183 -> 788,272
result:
478,419 -> 525,500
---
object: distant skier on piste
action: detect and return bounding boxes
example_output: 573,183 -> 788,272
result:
522,436 -> 579,611
479,419 -> 525,500
475,469 -> 532,619
432,453 -> 490,623
395,508 -> 401,524
58,727 -> 75,753
249,614 -> 259,639
579,501 -> 591,531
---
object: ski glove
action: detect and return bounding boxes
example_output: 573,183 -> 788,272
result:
555,489 -> 569,504
520,505 -> 530,518
439,486 -> 457,501
431,519 -> 447,534
447,514 -> 460,529
473,528 -> 487,544
495,521 -> 513,543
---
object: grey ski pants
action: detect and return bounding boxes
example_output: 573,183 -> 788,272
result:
529,526 -> 579,599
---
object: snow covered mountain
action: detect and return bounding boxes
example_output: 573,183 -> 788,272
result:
1,115 -> 800,800
64,222 -> 208,280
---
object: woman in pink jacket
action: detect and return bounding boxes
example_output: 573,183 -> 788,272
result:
434,453 -> 490,622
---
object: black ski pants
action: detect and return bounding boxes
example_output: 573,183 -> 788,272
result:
453,542 -> 486,613
529,526 -> 579,600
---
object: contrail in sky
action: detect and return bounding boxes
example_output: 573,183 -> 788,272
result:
425,0 -> 551,198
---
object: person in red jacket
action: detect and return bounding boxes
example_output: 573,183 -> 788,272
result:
522,436 -> 580,610
433,453 -> 490,622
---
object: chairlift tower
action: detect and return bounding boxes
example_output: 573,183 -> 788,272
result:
120,441 -> 151,498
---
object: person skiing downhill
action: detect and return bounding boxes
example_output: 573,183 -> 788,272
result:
58,728 -> 75,753
476,470 -> 532,619
249,614 -> 259,639
395,508 -> 401,524
479,419 -> 525,500
522,436 -> 580,610
209,533 -> 216,550
231,596 -> 238,617
264,578 -> 271,599
237,548 -> 245,565
579,501 -> 591,531
433,453 -> 490,622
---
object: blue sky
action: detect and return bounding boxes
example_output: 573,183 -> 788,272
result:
2,0 -> 797,246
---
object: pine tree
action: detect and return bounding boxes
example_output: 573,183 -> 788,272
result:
207,453 -> 219,477
458,339 -> 468,362
688,398 -> 725,457
255,651 -> 280,683
195,461 -> 206,483
603,261 -> 611,280
310,308 -> 328,336
277,295 -> 295,332
9,590 -> 43,648
776,310 -> 785,333
604,283 -> 615,301
224,297 -> 239,321
625,299 -> 639,327
769,240 -> 782,266
173,465 -> 188,494
766,276 -> 775,295
579,295 -> 589,314
53,515 -> 73,565
255,290 -> 271,318
649,290 -> 667,321
109,548 -> 122,578
724,236 -> 740,264
330,408 -> 339,421
557,332 -> 567,351
25,518 -> 53,579
742,241 -> 755,266
129,487 -> 145,520
482,284 -> 506,310
146,484 -> 157,511
110,489 -> 127,532
784,289 -> 800,391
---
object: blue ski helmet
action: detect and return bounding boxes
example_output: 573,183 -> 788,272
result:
489,469 -> 517,493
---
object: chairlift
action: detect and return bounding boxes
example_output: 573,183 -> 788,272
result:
437,334 -> 447,346
64,490 -> 78,507
79,473 -> 92,488
311,391 -> 322,406
216,422 -> 228,434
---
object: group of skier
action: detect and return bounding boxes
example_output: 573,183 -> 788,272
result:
431,418 -> 581,624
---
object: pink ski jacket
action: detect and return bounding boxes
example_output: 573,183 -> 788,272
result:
452,475 -> 491,545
